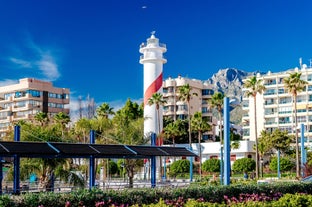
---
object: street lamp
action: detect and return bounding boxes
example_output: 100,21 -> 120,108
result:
301,123 -> 307,177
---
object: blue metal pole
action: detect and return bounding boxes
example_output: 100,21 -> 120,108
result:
151,133 -> 156,188
163,158 -> 166,180
0,157 -> 2,195
189,146 -> 193,182
223,97 -> 231,185
277,149 -> 281,179
89,130 -> 95,189
220,146 -> 223,185
13,125 -> 20,194
301,123 -> 306,177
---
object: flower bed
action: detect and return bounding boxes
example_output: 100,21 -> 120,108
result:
1,182 -> 312,207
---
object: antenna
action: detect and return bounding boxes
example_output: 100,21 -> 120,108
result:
299,57 -> 302,68
310,59 -> 312,68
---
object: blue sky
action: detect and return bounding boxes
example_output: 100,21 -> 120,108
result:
0,0 -> 312,113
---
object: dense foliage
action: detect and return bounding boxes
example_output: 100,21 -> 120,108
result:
269,156 -> 295,172
232,158 -> 256,173
2,182 -> 312,207
169,159 -> 190,178
202,159 -> 220,173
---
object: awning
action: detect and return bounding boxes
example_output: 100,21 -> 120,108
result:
0,141 -> 197,159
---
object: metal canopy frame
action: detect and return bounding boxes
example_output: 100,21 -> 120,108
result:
4,127 -> 197,194
0,141 -> 196,159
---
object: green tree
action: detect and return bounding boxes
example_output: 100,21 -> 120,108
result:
147,92 -> 167,135
232,158 -> 256,173
111,99 -> 146,188
73,118 -> 92,143
96,103 -> 115,119
243,76 -> 266,179
269,156 -> 295,172
202,159 -> 220,173
191,111 -> 211,180
178,84 -> 198,148
169,159 -> 190,178
34,112 -> 49,126
147,93 -> 167,178
12,121 -> 83,191
53,112 -> 71,137
163,120 -> 185,146
284,72 -> 308,178
209,92 -> 225,142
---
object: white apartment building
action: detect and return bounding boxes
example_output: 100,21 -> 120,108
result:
242,64 -> 312,143
162,75 -> 216,141
0,78 -> 70,137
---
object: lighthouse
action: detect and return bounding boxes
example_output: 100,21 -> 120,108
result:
139,32 -> 167,137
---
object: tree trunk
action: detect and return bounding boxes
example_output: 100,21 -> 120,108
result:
198,131 -> 202,180
254,96 -> 259,179
294,95 -> 300,178
126,160 -> 134,188
157,108 -> 162,180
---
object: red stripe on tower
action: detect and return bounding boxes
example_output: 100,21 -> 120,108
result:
143,73 -> 163,106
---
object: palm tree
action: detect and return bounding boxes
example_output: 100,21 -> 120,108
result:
209,92 -> 225,142
284,72 -> 308,178
147,92 -> 167,179
147,92 -> 167,136
243,76 -> 266,179
163,120 -> 185,147
53,112 -> 71,137
34,112 -> 48,126
191,111 -> 211,180
96,103 -> 115,119
178,83 -> 197,181
111,99 -> 146,188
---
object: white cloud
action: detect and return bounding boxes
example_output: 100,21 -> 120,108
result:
9,58 -> 32,68
35,55 -> 60,80
0,79 -> 18,87
8,37 -> 61,81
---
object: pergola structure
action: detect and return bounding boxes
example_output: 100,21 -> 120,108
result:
0,126 -> 196,194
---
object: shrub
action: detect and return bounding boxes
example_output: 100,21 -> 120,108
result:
169,159 -> 190,178
202,159 -> 220,173
232,158 -> 255,173
269,156 -> 294,172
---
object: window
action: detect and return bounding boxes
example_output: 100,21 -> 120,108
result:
202,89 -> 214,96
27,90 -> 41,97
230,155 -> 236,161
202,107 -> 208,113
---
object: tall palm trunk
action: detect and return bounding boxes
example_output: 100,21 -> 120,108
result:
254,96 -> 259,179
294,95 -> 300,178
219,111 -> 223,182
198,131 -> 202,180
156,106 -> 163,180
219,111 -> 223,143
187,101 -> 193,181
187,102 -> 191,147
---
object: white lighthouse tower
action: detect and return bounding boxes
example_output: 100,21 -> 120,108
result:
139,32 -> 167,137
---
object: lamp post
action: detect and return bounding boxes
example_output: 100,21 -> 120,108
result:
277,149 -> 281,179
301,123 -> 307,177
220,145 -> 223,185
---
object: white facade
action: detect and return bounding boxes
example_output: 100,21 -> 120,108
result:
169,140 -> 255,164
242,65 -> 312,144
0,78 -> 70,138
139,33 -> 167,136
